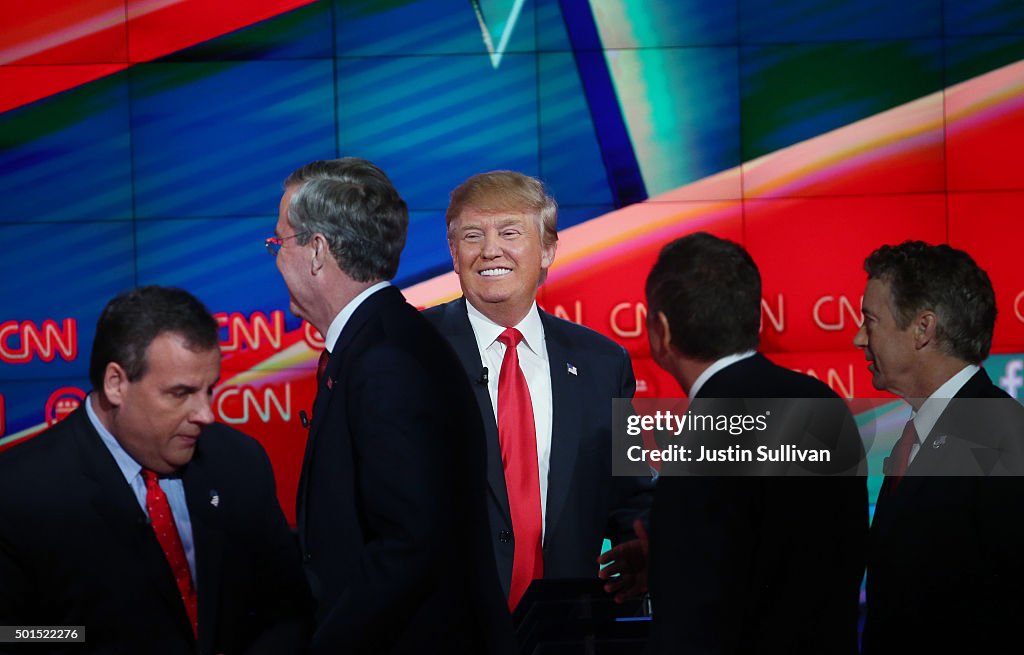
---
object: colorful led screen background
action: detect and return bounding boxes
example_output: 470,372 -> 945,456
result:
2,0 -> 1024,520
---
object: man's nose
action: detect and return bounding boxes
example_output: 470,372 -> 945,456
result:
852,323 -> 867,349
481,232 -> 502,258
191,395 -> 216,425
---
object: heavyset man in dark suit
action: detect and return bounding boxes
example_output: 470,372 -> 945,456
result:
855,241 -> 1024,654
272,158 -> 511,654
644,233 -> 868,654
0,286 -> 311,655
423,171 -> 653,610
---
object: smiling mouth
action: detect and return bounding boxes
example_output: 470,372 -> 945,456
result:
479,268 -> 512,277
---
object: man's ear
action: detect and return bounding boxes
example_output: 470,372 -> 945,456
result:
540,240 -> 557,270
649,310 -> 673,359
913,311 -> 938,350
103,362 -> 129,407
310,234 -> 328,274
449,238 -> 460,274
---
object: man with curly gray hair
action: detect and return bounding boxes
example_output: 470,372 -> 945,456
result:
856,240 -> 1024,654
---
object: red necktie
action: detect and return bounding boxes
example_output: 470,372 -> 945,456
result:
889,419 -> 918,491
316,349 -> 330,387
142,469 -> 198,637
496,327 -> 544,610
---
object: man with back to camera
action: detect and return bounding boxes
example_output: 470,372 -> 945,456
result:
0,286 -> 311,655
855,241 -> 1024,654
643,232 -> 868,654
271,158 -> 513,654
422,170 -> 653,611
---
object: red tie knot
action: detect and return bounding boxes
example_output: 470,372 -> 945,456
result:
316,349 -> 330,385
141,468 -> 160,488
890,419 -> 919,486
498,327 -> 524,349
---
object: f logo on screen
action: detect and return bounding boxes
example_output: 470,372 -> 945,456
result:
999,360 -> 1023,399
45,387 -> 86,427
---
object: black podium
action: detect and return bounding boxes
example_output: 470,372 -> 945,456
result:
512,579 -> 651,655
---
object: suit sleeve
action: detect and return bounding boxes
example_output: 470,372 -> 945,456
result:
605,346 -> 654,544
0,529 -> 29,646
0,455 -> 31,653
312,343 -> 460,650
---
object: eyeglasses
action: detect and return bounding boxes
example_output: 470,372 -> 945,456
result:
265,232 -> 309,256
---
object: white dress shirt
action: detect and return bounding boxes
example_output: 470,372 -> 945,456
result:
323,281 -> 392,353
466,300 -> 553,538
907,364 -> 979,465
689,350 -> 758,398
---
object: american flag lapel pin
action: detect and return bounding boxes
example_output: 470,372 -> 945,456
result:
566,362 -> 577,376
326,376 -> 333,390
209,490 -> 220,508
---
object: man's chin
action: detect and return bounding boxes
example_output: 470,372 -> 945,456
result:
465,292 -> 510,310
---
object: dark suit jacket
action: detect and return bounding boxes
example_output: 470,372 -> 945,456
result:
422,297 -> 653,598
0,407 -> 311,655
648,353 -> 868,655
297,286 -> 512,654
863,369 -> 1024,654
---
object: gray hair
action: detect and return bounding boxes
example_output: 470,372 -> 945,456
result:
284,158 -> 408,283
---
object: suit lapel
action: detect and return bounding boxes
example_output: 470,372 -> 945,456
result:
298,286 -> 399,533
875,370 -> 1001,526
908,370 -> 1005,478
72,408 -> 197,643
540,311 -> 581,544
297,354 -> 335,534
296,345 -> 339,533
74,409 -> 151,548
184,451 -> 224,654
443,298 -> 511,526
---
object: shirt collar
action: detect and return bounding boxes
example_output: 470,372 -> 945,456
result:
86,392 -> 143,485
465,299 -> 546,360
689,350 -> 758,398
324,281 -> 391,353
912,364 -> 979,440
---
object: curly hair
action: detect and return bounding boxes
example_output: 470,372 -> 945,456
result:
864,241 -> 996,364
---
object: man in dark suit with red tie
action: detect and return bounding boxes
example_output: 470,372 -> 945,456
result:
422,171 -> 653,611
0,286 -> 311,654
854,241 -> 1024,654
272,159 -> 512,654
643,233 -> 867,654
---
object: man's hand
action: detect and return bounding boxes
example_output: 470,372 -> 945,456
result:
597,518 -> 649,603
